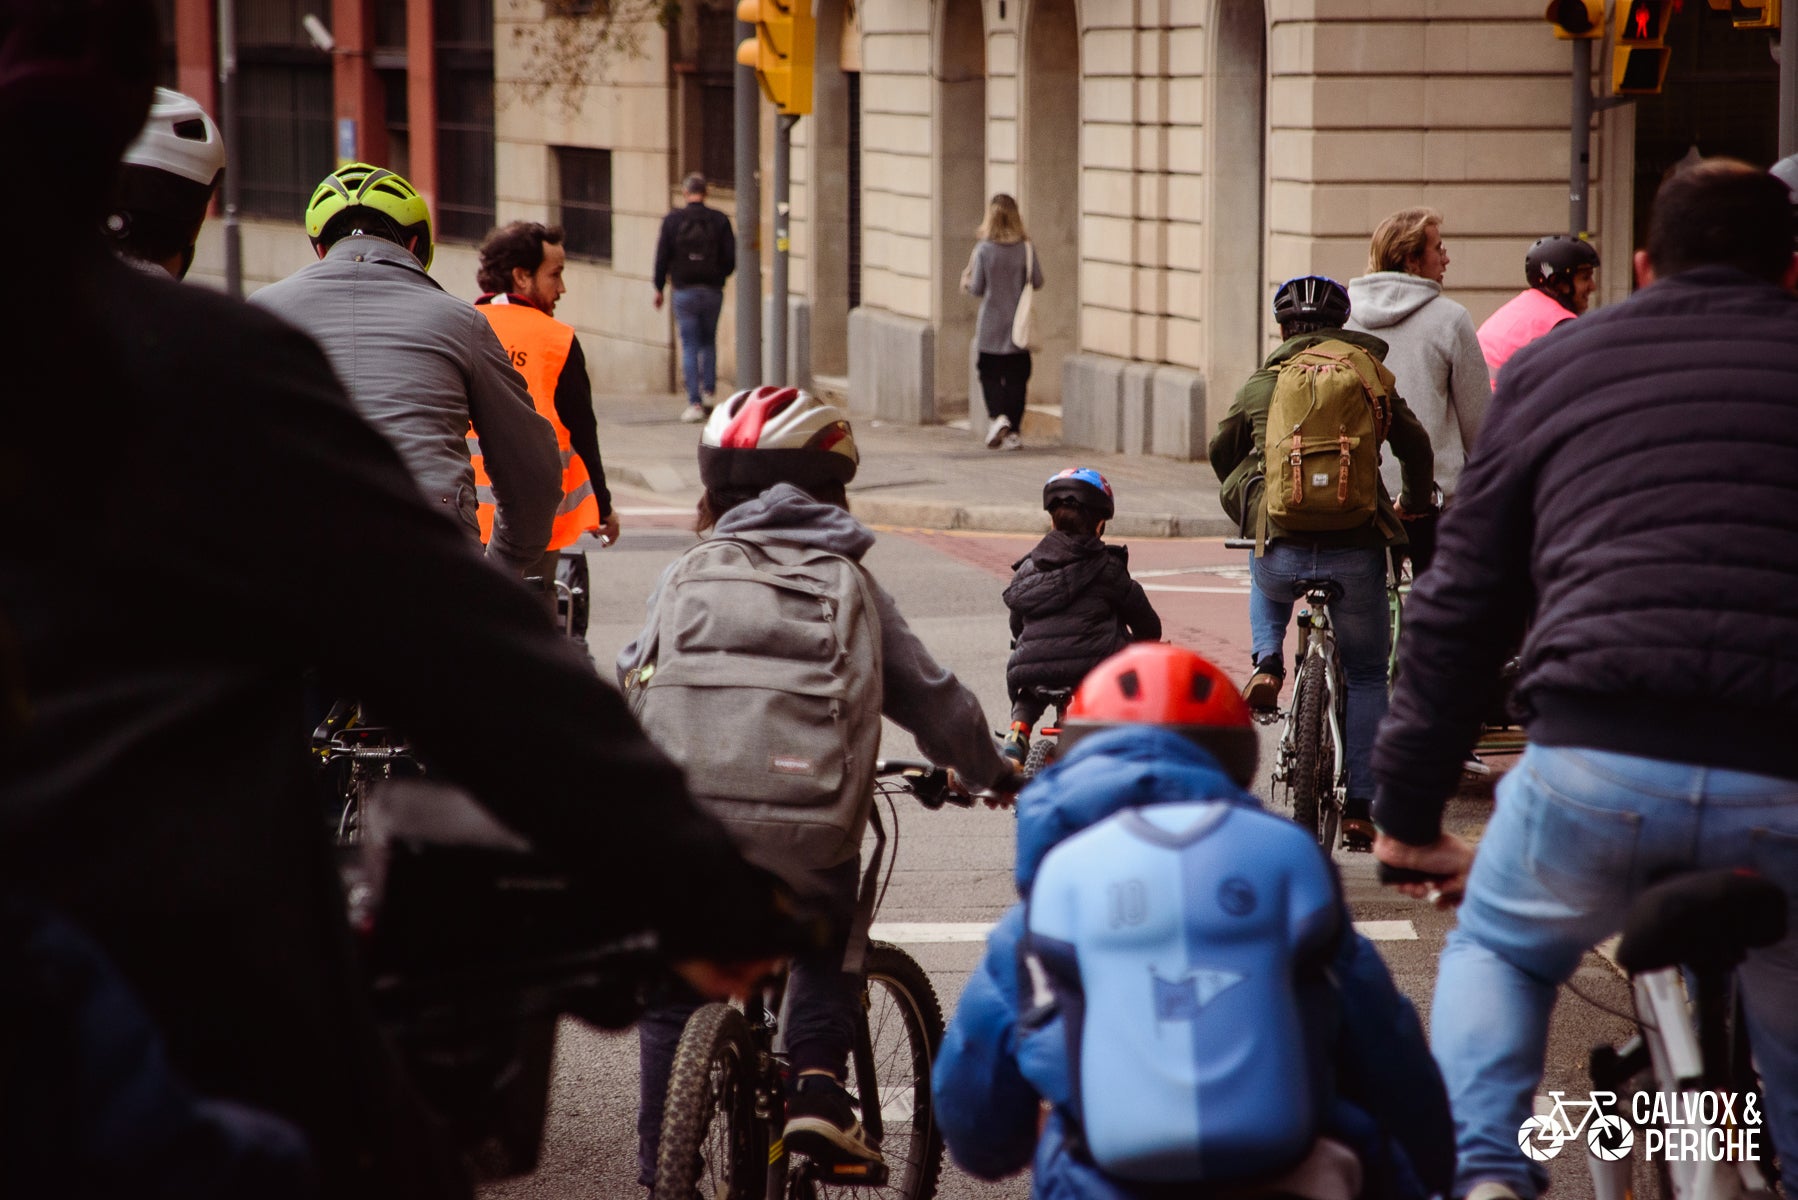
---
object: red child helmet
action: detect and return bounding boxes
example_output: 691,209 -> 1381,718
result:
1059,644 -> 1259,786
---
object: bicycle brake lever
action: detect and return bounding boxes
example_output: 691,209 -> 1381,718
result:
1377,863 -> 1455,886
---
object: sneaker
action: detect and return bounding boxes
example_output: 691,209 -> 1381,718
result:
1001,430 -> 1023,451
1341,797 -> 1374,852
985,414 -> 1011,448
680,404 -> 706,424
1001,729 -> 1029,765
784,1075 -> 882,1166
1463,1182 -> 1524,1200
1241,656 -> 1284,711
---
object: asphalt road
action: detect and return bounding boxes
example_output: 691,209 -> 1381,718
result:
479,487 -> 1645,1200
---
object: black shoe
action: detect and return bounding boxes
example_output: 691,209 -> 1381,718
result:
1341,797 -> 1374,852
783,1075 -> 882,1166
1241,655 -> 1284,711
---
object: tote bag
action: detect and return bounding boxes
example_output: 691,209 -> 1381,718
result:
1011,241 -> 1036,350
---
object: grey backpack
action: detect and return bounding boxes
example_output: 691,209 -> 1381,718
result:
622,535 -> 884,874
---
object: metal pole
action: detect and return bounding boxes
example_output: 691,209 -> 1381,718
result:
771,114 -> 794,384
1780,0 -> 1797,157
1570,37 -> 1593,235
217,0 -> 243,298
734,24 -> 763,388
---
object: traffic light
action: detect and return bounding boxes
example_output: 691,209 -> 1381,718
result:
1545,0 -> 1603,38
1726,0 -> 1780,29
1613,0 -> 1672,95
736,0 -> 815,116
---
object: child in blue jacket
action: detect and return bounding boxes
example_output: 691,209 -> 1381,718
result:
933,644 -> 1454,1200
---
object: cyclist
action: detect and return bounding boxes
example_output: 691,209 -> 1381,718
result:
1001,467 -> 1161,761
621,386 -> 1017,1181
250,163 -> 561,576
105,87 -> 224,280
934,643 -> 1454,1200
1476,235 -> 1599,391
1374,158 -> 1798,1200
1209,275 -> 1433,850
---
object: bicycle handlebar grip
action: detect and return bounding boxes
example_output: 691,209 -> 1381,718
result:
1377,862 -> 1455,886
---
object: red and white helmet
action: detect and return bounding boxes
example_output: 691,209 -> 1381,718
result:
698,386 -> 860,491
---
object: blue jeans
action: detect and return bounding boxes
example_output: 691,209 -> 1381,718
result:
1248,540 -> 1389,801
672,285 -> 723,407
1430,745 -> 1798,1198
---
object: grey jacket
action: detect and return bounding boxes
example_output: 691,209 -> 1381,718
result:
620,483 -> 1011,792
1345,271 -> 1491,501
250,237 -> 560,572
965,239 -> 1044,355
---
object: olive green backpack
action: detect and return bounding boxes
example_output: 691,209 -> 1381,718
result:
1262,341 -> 1394,533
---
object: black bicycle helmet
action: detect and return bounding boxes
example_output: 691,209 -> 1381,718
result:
1042,467 -> 1115,521
1525,235 -> 1599,289
1272,275 -> 1351,329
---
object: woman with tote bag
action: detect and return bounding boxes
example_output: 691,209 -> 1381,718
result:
962,193 -> 1044,451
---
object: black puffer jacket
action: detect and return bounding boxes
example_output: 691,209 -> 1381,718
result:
1374,266 -> 1798,844
1004,531 -> 1161,697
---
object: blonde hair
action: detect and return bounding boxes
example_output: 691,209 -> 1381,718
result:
976,193 -> 1027,244
1368,207 -> 1443,274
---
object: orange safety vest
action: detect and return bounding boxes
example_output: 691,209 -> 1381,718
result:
469,300 -> 602,552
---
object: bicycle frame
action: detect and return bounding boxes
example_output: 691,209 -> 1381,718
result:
1271,590 -> 1347,821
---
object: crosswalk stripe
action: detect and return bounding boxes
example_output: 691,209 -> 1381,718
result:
1141,584 -> 1252,595
870,919 -> 1418,945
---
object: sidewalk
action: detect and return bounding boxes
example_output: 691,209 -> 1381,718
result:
595,392 -> 1237,538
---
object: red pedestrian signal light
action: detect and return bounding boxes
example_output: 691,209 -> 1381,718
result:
1613,0 -> 1672,95
1545,0 -> 1603,38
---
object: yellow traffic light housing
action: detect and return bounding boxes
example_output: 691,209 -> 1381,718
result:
1613,0 -> 1672,95
736,0 -> 815,115
1545,0 -> 1604,38
1725,0 -> 1780,29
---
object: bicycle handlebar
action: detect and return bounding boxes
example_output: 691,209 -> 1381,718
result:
873,758 -> 974,809
1377,862 -> 1456,886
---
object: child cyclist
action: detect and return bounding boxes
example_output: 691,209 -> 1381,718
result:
935,643 -> 1453,1200
619,386 -> 1016,1185
1002,468 -> 1161,761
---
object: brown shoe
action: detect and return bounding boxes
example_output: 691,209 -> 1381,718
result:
1242,670 -> 1282,711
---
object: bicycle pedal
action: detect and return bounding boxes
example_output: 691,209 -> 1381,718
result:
818,1160 -> 888,1185
1252,708 -> 1283,726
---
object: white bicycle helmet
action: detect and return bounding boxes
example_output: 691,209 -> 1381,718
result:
698,386 -> 860,491
107,88 -> 225,277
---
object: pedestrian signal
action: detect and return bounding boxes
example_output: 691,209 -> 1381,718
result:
1545,0 -> 1603,38
1613,0 -> 1672,95
736,0 -> 814,116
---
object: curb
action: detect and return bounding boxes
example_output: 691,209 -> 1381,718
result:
607,463 -> 1237,538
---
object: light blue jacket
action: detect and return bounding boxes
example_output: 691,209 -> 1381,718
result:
932,727 -> 1455,1200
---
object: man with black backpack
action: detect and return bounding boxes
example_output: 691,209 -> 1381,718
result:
652,173 -> 736,423
1209,275 -> 1434,850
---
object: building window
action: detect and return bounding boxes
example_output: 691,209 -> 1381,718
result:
153,0 -> 179,89
556,147 -> 613,263
435,0 -> 496,243
236,0 -> 334,221
696,5 -> 735,186
373,0 -> 409,178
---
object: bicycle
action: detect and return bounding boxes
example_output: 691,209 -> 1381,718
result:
1582,869 -> 1786,1200
1016,685 -> 1073,779
653,759 -> 964,1200
312,697 -> 422,846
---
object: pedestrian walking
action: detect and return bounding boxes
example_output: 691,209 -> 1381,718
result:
653,172 -> 736,424
963,193 -> 1043,451
1373,158 -> 1798,1200
1346,208 -> 1489,572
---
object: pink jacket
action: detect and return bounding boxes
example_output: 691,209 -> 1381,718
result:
1476,288 -> 1574,391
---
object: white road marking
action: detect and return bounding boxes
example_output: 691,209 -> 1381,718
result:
614,505 -> 692,516
871,919 -> 1418,945
1141,584 -> 1253,595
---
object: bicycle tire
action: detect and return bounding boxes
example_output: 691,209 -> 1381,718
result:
1290,656 -> 1330,845
1023,737 -> 1056,779
656,1002 -> 764,1200
809,943 -> 945,1200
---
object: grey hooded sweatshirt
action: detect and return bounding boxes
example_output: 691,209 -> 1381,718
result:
1345,271 -> 1491,501
618,482 -> 1011,820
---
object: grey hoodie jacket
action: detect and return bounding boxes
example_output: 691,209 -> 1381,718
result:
251,236 -> 560,572
1345,272 -> 1491,501
619,483 -> 1011,796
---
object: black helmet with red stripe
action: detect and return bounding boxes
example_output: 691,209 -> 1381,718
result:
698,386 -> 860,492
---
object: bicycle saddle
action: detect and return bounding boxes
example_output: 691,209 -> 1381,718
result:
1292,578 -> 1345,605
1615,869 -> 1787,975
1025,685 -> 1075,704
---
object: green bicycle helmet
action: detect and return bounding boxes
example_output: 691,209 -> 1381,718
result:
305,162 -> 434,268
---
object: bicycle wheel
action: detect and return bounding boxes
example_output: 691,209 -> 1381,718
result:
807,943 -> 945,1200
1023,737 -> 1056,779
656,1002 -> 765,1200
1290,656 -> 1332,847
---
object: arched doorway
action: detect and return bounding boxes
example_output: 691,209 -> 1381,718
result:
933,0 -> 986,413
1202,0 -> 1266,428
1020,0 -> 1079,406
